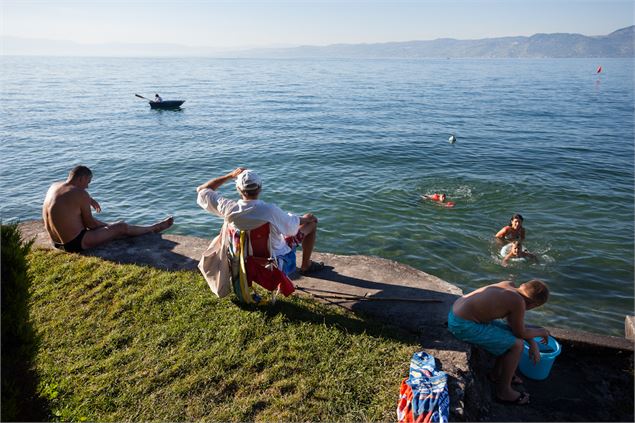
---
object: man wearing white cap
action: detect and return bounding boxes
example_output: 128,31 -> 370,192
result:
196,167 -> 323,276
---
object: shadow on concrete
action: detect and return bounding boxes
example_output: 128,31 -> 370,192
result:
309,264 -> 459,300
84,233 -> 199,271
299,265 -> 463,345
466,340 -> 634,422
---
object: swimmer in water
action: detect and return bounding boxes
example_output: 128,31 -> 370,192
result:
496,213 -> 526,242
423,193 -> 455,208
502,241 -> 538,266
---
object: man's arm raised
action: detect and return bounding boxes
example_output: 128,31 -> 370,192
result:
196,167 -> 245,193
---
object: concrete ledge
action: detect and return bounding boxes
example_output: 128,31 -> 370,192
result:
626,315 -> 635,341
18,220 -> 208,271
548,326 -> 634,352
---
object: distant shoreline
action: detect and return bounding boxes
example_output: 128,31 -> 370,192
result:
1,55 -> 634,61
2,25 -> 633,58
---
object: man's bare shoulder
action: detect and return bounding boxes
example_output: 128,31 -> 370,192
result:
49,183 -> 89,202
45,181 -> 66,203
494,280 -> 518,289
497,284 -> 524,306
46,181 -> 64,194
482,282 -> 523,302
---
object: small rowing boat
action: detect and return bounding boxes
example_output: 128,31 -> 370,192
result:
135,94 -> 184,109
149,100 -> 185,109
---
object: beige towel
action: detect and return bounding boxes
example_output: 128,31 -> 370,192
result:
198,222 -> 231,298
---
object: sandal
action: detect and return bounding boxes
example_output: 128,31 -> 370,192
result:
495,391 -> 530,406
299,261 -> 325,276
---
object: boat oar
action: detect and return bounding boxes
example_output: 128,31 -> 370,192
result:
135,93 -> 150,102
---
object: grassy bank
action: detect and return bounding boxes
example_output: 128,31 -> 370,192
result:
26,249 -> 419,421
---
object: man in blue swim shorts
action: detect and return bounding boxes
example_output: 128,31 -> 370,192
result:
448,280 -> 550,406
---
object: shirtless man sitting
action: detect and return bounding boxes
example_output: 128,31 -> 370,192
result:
448,280 -> 550,405
42,165 -> 173,253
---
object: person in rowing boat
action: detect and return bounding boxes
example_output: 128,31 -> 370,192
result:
42,165 -> 173,253
196,167 -> 324,276
154,93 -> 162,103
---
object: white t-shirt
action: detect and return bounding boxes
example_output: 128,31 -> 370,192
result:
197,188 -> 300,257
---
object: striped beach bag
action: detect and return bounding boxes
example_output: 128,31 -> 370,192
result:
397,351 -> 449,423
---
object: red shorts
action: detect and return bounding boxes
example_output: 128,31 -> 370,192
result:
285,231 -> 305,248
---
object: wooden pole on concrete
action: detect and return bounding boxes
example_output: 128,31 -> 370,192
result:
296,286 -> 442,303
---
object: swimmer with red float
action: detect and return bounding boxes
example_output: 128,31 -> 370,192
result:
422,193 -> 455,208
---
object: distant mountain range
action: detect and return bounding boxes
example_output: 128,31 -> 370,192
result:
2,26 -> 633,58
234,26 -> 634,59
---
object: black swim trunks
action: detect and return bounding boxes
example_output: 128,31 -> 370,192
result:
53,229 -> 87,253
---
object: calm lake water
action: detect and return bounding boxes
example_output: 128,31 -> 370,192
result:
1,56 -> 633,336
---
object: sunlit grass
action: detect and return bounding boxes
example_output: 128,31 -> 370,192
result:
27,249 -> 419,422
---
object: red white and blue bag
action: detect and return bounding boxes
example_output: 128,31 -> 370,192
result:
397,351 -> 449,423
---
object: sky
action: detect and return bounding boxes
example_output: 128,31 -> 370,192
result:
2,0 -> 634,48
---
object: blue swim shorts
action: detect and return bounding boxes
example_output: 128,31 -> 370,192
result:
447,309 -> 518,356
276,247 -> 297,276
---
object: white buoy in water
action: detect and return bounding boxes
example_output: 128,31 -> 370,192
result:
448,134 -> 456,144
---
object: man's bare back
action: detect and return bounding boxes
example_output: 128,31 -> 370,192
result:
43,166 -> 173,252
452,281 -> 524,323
43,181 -> 96,245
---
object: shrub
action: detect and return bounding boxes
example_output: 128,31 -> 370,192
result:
1,223 -> 35,421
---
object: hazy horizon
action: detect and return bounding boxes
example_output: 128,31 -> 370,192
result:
3,24 -> 632,48
0,26 -> 633,58
2,0 -> 633,51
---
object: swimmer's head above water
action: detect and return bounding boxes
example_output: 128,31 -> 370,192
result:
510,213 -> 524,229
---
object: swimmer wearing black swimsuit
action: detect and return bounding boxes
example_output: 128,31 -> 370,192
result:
53,229 -> 87,253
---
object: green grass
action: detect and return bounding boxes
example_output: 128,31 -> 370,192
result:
27,249 -> 419,422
